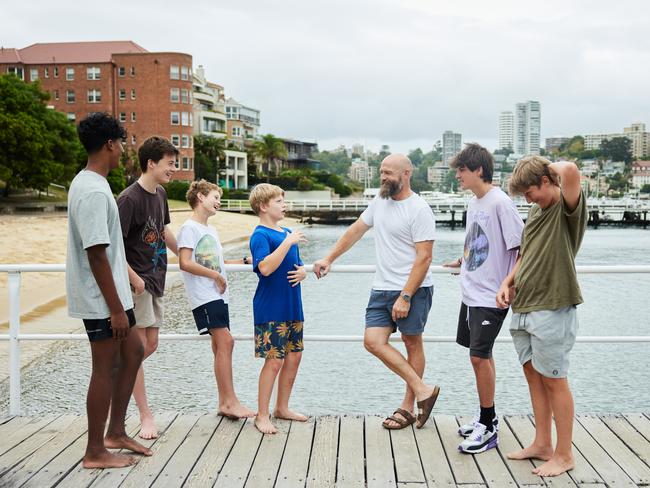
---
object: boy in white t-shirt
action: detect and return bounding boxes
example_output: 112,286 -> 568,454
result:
177,179 -> 255,419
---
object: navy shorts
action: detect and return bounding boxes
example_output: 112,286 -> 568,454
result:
456,302 -> 508,359
365,286 -> 433,335
82,309 -> 136,342
192,299 -> 230,335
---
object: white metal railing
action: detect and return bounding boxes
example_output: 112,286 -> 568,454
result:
2,263 -> 650,416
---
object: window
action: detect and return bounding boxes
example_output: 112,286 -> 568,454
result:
54,66 -> 59,78
67,113 -> 76,121
171,135 -> 180,147
130,66 -> 135,77
182,157 -> 190,170
170,88 -> 179,103
131,112 -> 136,122
174,157 -> 180,169
232,126 -> 241,137
181,89 -> 189,104
131,134 -> 136,145
30,68 -> 38,81
189,113 -> 193,127
170,65 -> 179,80
86,67 -> 100,80
87,89 -> 101,103
118,66 -> 125,77
54,90 -> 59,100
181,135 -> 190,148
7,67 -> 24,79
131,89 -> 136,100
171,112 -> 180,125
181,112 -> 189,126
44,67 -> 49,78
66,90 -> 75,103
180,66 -> 189,80
119,89 -> 126,101
66,67 -> 74,80
119,112 -> 126,122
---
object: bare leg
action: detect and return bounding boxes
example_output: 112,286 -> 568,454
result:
255,358 -> 282,434
104,331 -> 152,456
83,339 -> 136,468
533,377 -> 575,476
507,361 -> 554,461
274,352 -> 308,421
471,356 -> 496,408
210,329 -> 254,418
132,327 -> 159,439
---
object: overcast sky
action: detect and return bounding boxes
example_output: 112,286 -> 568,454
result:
4,0 -> 650,153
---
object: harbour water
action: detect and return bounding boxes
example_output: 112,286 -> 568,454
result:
4,226 -> 650,416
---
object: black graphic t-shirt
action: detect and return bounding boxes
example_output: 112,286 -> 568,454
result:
117,182 -> 171,297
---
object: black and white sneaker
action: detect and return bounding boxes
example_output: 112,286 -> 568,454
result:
458,422 -> 498,454
458,410 -> 499,437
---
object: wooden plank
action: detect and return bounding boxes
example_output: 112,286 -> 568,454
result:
578,414 -> 650,486
306,415 -> 339,488
118,414 -> 200,488
0,415 -> 59,457
391,425 -> 425,484
569,416 -> 636,487
0,414 -> 74,477
335,415 -> 365,488
364,415 -> 397,488
151,414 -> 223,488
276,417 -> 314,488
457,415 -> 517,488
625,413 -> 650,442
214,419 -> 263,488
245,419 -> 290,488
0,416 -> 30,437
0,415 -> 86,487
601,415 -> 650,464
435,414 -> 483,485
413,415 -> 455,487
506,415 -> 577,488
184,416 -> 246,488
492,416 -> 544,488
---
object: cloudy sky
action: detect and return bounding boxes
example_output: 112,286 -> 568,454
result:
4,0 -> 650,153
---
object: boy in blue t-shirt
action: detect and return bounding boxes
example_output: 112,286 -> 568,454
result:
249,184 -> 308,434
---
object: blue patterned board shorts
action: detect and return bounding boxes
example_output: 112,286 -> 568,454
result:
254,320 -> 304,359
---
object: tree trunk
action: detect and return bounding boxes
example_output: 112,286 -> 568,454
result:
3,182 -> 9,198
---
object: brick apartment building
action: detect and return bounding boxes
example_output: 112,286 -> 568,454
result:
0,41 -> 196,180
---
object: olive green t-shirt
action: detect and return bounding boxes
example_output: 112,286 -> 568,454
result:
512,190 -> 587,313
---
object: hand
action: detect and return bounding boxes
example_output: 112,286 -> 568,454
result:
213,271 -> 227,294
287,264 -> 307,287
286,231 -> 307,246
496,282 -> 515,309
391,296 -> 411,322
443,258 -> 462,276
313,258 -> 331,279
131,274 -> 145,295
110,310 -> 130,340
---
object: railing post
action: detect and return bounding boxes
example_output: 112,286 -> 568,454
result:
8,271 -> 21,416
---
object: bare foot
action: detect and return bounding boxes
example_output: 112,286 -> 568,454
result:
219,403 -> 256,419
138,416 -> 158,440
274,409 -> 309,422
532,455 -> 575,477
104,434 -> 153,456
83,450 -> 137,469
507,444 -> 553,461
254,414 -> 278,434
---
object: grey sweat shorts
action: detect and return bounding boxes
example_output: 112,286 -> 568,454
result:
509,306 -> 578,378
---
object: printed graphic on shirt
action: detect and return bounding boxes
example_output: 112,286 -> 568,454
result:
142,216 -> 167,272
464,221 -> 490,271
195,234 -> 221,272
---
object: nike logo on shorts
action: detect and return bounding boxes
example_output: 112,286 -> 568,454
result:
481,320 -> 491,325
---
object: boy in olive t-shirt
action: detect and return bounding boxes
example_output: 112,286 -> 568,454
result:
496,157 -> 587,478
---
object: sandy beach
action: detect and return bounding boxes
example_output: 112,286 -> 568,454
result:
0,209 -> 298,382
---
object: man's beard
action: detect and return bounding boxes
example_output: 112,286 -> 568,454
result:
379,179 -> 402,199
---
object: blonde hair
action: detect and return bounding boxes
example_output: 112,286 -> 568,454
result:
509,155 -> 557,195
186,179 -> 223,208
249,183 -> 284,215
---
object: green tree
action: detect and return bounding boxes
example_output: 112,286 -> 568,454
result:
640,184 -> 650,194
0,74 -> 84,197
255,134 -> 287,182
378,144 -> 390,161
606,172 -> 629,192
194,135 -> 226,184
408,148 -> 424,166
600,137 -> 633,164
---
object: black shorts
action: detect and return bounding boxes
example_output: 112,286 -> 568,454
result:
83,309 -> 136,342
192,299 -> 230,335
456,302 -> 508,359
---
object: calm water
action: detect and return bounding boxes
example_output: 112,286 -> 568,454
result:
4,226 -> 650,416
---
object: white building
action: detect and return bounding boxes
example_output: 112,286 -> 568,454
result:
584,123 -> 650,159
351,143 -> 365,157
223,149 -> 248,189
580,159 -> 600,177
498,111 -> 514,150
225,97 -> 261,143
631,161 -> 650,188
442,130 -> 462,166
514,101 -> 541,156
427,164 -> 449,186
348,160 -> 375,184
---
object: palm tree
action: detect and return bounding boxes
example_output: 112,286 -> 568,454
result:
254,134 -> 287,182
194,135 -> 226,184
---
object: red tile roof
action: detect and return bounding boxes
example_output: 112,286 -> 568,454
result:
7,41 -> 148,64
0,48 -> 21,64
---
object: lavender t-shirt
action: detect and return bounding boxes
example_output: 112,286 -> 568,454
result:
460,187 -> 524,307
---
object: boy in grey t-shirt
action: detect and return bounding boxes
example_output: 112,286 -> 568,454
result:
67,113 -> 151,469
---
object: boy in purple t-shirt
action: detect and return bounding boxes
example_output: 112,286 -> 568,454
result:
445,144 -> 524,454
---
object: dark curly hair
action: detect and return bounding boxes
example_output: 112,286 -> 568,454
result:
138,136 -> 179,173
77,112 -> 127,154
450,143 -> 494,183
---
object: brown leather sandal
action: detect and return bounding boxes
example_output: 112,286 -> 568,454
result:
416,385 -> 441,429
382,408 -> 416,430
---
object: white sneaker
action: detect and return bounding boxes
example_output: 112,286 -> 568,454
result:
458,422 -> 498,454
458,410 -> 499,437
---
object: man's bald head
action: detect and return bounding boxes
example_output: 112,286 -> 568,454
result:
381,153 -> 414,172
379,153 -> 413,199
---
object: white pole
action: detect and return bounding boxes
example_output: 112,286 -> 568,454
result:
8,271 -> 21,416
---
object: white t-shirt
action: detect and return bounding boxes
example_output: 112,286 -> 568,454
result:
360,193 -> 437,290
460,187 -> 524,307
177,219 -> 229,309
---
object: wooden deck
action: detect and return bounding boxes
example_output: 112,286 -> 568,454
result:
0,413 -> 648,487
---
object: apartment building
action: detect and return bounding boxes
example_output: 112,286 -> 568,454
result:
584,123 -> 650,159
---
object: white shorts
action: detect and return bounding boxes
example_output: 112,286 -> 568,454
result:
132,290 -> 164,328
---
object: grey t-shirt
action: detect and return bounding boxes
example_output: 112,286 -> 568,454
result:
66,170 -> 133,319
